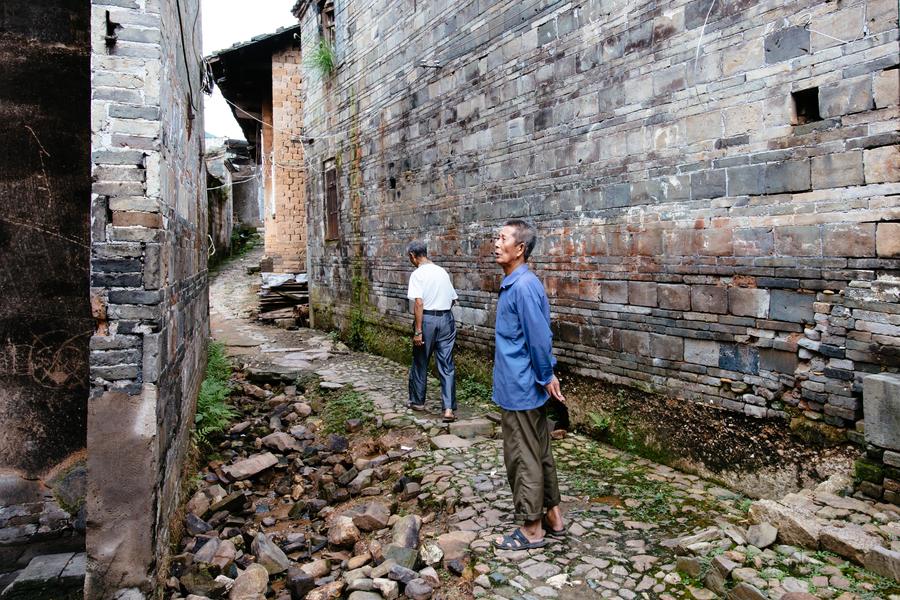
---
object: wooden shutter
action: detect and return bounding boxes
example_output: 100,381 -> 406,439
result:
324,164 -> 338,240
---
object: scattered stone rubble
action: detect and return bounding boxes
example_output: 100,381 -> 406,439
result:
166,370 -> 460,600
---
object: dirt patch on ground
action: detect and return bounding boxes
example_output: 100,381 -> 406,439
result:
561,370 -> 859,498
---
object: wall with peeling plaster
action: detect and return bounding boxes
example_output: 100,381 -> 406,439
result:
298,0 -> 900,465
0,0 -> 92,577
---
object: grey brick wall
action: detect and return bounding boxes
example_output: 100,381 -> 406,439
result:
87,0 -> 207,596
297,0 -> 899,440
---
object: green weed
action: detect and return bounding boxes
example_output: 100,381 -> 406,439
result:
229,227 -> 260,258
457,376 -> 492,409
322,389 -> 374,434
588,411 -> 611,432
760,552 -> 898,599
346,308 -> 369,352
193,341 -> 238,446
306,38 -> 336,77
294,373 -> 321,394
562,440 -> 680,524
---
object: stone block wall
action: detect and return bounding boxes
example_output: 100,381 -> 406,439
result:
298,0 -> 899,443
855,307 -> 900,503
88,0 -> 207,596
264,47 -> 308,273
0,0 -> 92,577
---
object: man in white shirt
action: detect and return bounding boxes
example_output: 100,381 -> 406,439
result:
406,240 -> 459,421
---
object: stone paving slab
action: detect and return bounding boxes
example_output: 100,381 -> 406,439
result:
1,552 -> 85,599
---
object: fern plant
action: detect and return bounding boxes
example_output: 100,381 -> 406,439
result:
193,342 -> 237,446
206,341 -> 231,382
306,38 -> 336,78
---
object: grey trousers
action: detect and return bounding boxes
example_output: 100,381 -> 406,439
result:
502,406 -> 561,522
408,312 -> 456,410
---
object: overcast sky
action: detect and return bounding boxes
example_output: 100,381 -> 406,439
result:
202,0 -> 297,139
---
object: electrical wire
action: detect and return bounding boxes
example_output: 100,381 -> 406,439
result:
690,0 -> 718,105
206,174 -> 259,191
219,94 -> 352,142
174,0 -> 197,116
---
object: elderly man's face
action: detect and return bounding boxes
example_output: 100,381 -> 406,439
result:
494,225 -> 523,268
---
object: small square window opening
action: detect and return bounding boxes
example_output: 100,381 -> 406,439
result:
792,87 -> 821,125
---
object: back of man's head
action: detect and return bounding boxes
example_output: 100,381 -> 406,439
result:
407,240 -> 427,258
504,219 -> 537,261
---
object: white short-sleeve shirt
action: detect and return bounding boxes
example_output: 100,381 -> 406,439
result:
407,263 -> 458,311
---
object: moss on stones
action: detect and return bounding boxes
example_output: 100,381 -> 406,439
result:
854,458 -> 885,484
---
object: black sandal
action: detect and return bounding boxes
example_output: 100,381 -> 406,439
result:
493,528 -> 547,550
542,516 -> 567,538
407,403 -> 426,412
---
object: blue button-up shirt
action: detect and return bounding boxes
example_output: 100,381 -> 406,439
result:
492,264 -> 557,411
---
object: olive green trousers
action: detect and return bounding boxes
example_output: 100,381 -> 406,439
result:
501,405 -> 561,522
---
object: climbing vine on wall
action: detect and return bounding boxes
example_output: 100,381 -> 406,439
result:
343,88 -> 374,352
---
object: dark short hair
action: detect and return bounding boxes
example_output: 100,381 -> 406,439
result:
504,219 -> 537,260
406,240 -> 427,258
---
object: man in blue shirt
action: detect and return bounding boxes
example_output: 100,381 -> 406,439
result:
492,219 -> 567,550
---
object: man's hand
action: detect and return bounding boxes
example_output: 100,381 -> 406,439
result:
545,375 -> 565,402
413,298 -> 424,347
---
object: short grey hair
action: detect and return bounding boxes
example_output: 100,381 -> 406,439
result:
504,219 -> 537,260
406,240 -> 427,258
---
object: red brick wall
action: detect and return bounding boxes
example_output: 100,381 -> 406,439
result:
263,47 -> 307,273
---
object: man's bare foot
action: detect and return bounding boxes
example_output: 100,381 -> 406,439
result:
543,506 -> 566,536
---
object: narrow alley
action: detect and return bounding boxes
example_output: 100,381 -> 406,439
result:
160,249 -> 900,600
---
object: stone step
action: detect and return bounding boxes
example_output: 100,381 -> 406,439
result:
448,418 -> 494,439
0,552 -> 85,599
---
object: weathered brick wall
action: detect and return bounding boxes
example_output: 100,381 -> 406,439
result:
88,0 -> 207,596
0,0 -> 92,574
299,0 -> 899,441
264,47 -> 308,273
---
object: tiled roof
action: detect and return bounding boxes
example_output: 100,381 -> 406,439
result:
207,23 -> 302,59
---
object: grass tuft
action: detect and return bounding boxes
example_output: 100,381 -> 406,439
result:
306,38 -> 336,77
457,376 -> 492,410
322,389 -> 374,434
